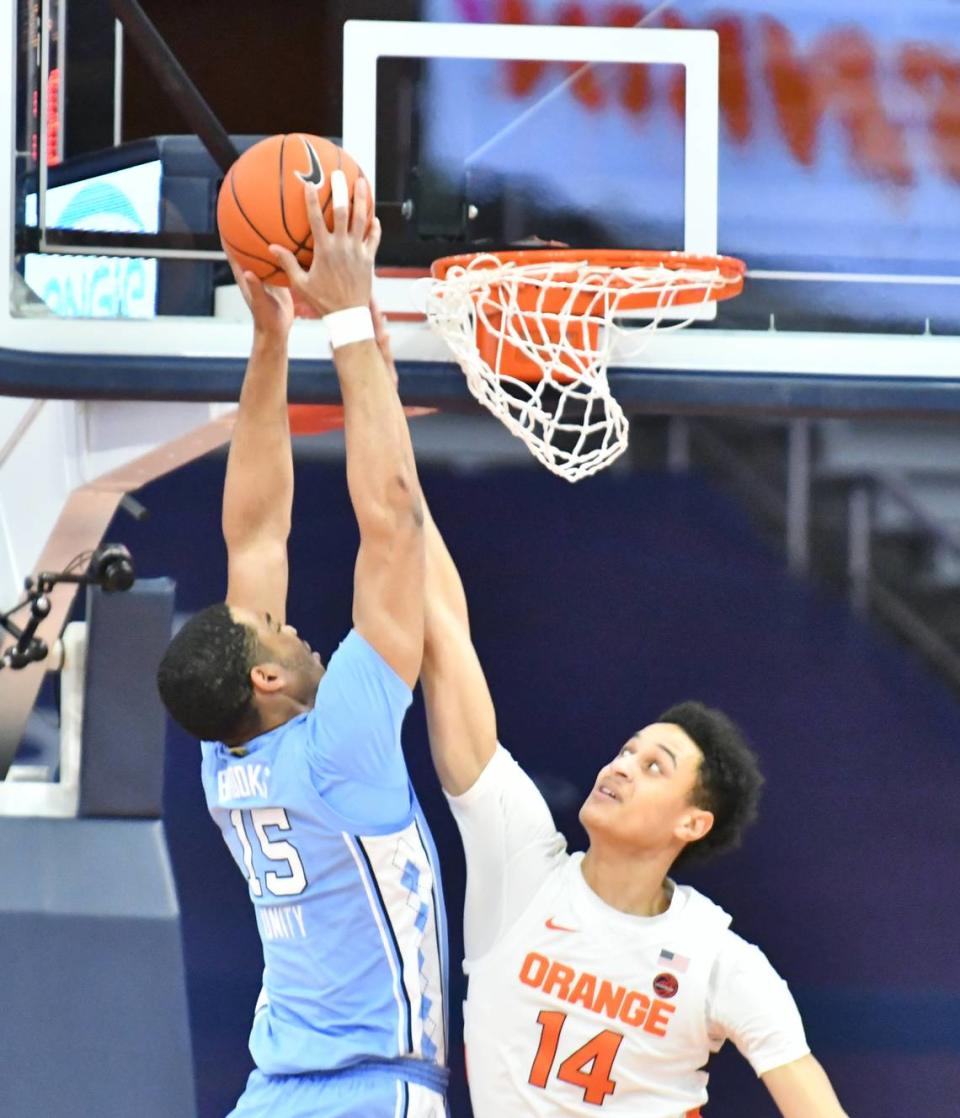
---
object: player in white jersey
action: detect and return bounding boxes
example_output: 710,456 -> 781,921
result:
402,431 -> 851,1115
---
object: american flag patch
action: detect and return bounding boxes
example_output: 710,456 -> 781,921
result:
658,949 -> 690,973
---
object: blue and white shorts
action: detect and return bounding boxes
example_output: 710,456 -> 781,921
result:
227,1059 -> 448,1118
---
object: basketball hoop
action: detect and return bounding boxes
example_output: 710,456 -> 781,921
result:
425,249 -> 745,482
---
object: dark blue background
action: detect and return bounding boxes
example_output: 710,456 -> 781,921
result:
116,450 -> 960,1117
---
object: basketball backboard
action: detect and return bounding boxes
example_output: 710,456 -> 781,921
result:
2,1 -> 960,412
342,7 -> 960,410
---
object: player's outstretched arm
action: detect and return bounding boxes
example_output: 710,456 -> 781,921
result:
272,175 -> 423,687
369,303 -> 497,794
222,262 -> 295,624
420,504 -> 498,795
762,1054 -> 849,1118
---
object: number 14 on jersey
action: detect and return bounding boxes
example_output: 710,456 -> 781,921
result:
529,1010 -> 624,1106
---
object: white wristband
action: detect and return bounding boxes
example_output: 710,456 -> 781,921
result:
324,306 -> 375,350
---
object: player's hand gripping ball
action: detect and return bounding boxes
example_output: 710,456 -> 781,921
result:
217,133 -> 373,286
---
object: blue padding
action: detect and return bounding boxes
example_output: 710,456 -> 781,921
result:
79,578 -> 175,819
0,347 -> 473,406
5,344 -> 960,414
603,369 -> 960,414
0,818 -> 195,1117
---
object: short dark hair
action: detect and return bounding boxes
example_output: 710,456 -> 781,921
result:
658,700 -> 763,869
157,603 -> 260,742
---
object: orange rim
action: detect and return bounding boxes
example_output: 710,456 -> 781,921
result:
428,248 -> 746,383
433,247 -> 744,279
431,248 -> 746,307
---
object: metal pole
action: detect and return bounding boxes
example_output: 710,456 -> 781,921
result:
113,19 -> 124,148
38,0 -> 51,239
848,484 -> 871,616
108,0 -> 239,173
786,419 -> 811,575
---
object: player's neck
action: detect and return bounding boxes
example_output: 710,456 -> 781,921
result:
580,845 -> 673,918
229,698 -> 308,747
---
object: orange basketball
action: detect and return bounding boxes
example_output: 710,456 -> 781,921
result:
217,133 -> 371,286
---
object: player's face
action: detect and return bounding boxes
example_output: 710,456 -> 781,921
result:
579,723 -> 710,855
236,608 -> 326,705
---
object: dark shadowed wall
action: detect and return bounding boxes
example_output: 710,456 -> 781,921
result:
122,1 -> 419,146
112,447 -> 960,1118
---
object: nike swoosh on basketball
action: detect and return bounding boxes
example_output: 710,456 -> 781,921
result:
545,917 -> 578,932
295,139 -> 325,187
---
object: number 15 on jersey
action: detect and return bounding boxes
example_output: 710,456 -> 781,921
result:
229,807 -> 307,898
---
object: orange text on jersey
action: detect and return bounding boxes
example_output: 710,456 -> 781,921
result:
519,952 -> 677,1037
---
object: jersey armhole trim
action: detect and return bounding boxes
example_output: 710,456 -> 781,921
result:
753,1045 -> 813,1079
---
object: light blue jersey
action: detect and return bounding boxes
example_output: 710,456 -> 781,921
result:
200,630 -> 448,1087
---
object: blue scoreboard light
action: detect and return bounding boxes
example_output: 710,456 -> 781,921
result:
15,136 -> 258,320
24,160 -> 162,319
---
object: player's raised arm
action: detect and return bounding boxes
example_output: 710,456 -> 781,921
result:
222,262 -> 295,624
367,301 -> 497,794
420,503 -> 498,794
762,1055 -> 849,1118
272,175 -> 423,687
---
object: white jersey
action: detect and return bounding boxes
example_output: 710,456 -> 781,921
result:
447,747 -> 810,1118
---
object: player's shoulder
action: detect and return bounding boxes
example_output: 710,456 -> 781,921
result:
316,628 -> 412,701
319,628 -> 368,681
670,885 -> 776,973
672,882 -> 734,932
199,738 -> 225,770
710,923 -> 787,989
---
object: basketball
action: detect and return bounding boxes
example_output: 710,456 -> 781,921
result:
217,133 -> 371,286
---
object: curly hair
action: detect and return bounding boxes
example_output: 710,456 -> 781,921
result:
658,700 -> 763,869
157,603 -> 260,743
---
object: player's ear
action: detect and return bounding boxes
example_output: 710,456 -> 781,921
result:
250,662 -> 286,694
675,807 -> 713,845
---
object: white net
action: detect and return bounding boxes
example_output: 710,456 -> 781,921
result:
425,252 -> 743,482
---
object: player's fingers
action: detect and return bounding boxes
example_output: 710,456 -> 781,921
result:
245,271 -> 265,299
269,244 -> 305,289
303,181 -> 330,246
365,216 -> 382,259
247,273 -> 284,315
330,169 -> 350,236
226,255 -> 252,300
265,281 -> 294,308
225,254 -> 243,286
292,293 -> 320,319
349,176 -> 368,239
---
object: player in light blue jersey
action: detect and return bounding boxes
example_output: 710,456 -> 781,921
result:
157,172 -> 447,1118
